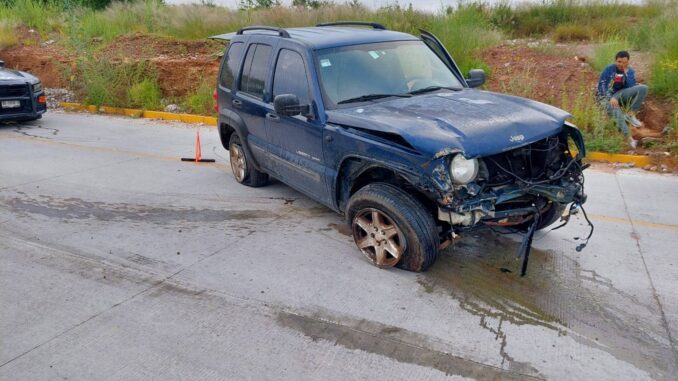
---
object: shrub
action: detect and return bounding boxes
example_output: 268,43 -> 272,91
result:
0,19 -> 18,48
560,90 -> 625,153
129,78 -> 162,110
183,79 -> 215,116
553,24 -> 592,42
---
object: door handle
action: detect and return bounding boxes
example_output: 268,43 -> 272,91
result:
324,135 -> 333,143
232,99 -> 242,108
266,113 -> 279,120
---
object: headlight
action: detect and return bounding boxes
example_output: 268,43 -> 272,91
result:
449,154 -> 479,184
32,82 -> 42,93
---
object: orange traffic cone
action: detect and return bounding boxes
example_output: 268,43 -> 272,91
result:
181,128 -> 215,163
195,129 -> 202,161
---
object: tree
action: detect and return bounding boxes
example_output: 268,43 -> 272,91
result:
238,0 -> 281,10
292,0 -> 332,9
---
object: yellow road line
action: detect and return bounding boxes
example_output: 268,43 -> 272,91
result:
2,134 -> 230,172
588,213 -> 678,231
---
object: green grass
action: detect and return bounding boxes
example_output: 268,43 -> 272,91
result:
129,78 -> 162,110
560,89 -> 626,153
590,38 -> 628,72
183,79 -> 216,116
0,19 -> 18,49
75,53 -> 155,108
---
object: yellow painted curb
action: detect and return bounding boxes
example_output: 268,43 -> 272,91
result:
585,151 -> 652,167
60,102 -> 217,127
60,102 -> 659,167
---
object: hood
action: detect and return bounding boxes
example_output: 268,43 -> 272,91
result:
0,67 -> 39,83
326,89 -> 571,158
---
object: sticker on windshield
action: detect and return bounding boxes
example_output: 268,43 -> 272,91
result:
320,59 -> 332,67
368,51 -> 380,59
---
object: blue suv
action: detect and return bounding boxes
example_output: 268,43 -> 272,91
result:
212,22 -> 588,273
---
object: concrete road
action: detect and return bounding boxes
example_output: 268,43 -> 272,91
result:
1,112 -> 677,380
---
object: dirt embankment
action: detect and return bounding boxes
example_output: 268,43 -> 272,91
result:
480,43 -> 673,134
0,32 -> 223,97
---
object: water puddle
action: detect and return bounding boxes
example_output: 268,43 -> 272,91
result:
418,229 -> 674,379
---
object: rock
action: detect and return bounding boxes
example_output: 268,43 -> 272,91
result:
44,88 -> 77,109
40,39 -> 55,47
643,165 -> 652,171
650,166 -> 658,171
613,162 -> 635,169
164,104 -> 182,113
91,37 -> 103,43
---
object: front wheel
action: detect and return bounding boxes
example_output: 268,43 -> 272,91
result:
346,183 -> 439,272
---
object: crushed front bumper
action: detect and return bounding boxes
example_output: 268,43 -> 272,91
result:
436,124 -> 587,228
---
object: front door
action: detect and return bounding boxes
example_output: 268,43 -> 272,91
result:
265,47 -> 328,202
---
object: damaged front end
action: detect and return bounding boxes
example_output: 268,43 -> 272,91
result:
429,123 -> 591,275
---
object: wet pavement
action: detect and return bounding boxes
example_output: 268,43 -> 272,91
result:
1,112 -> 677,380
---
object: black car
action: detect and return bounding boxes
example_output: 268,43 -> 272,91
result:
0,60 -> 46,122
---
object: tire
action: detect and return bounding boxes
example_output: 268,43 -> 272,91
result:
536,203 -> 567,230
515,203 -> 567,231
346,182 -> 439,272
228,133 -> 268,187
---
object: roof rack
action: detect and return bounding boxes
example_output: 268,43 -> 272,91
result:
237,26 -> 290,38
316,21 -> 387,30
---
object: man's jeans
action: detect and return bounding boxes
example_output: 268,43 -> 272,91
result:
602,84 -> 648,136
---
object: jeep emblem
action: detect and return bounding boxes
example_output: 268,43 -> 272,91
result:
510,134 -> 525,143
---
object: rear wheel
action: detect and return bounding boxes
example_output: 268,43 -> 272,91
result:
347,183 -> 439,272
228,133 -> 268,187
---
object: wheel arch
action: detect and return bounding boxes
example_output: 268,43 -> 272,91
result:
335,156 -> 437,217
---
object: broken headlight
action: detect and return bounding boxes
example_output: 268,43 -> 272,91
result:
450,154 -> 479,184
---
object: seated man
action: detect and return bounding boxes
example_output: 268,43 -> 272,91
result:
597,50 -> 648,148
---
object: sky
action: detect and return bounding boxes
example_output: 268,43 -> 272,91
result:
165,0 -> 645,13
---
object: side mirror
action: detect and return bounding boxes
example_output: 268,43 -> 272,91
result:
0,60 -> 4,68
273,94 -> 310,117
466,69 -> 485,88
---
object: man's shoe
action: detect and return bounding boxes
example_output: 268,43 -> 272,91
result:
629,136 -> 638,149
625,113 -> 643,128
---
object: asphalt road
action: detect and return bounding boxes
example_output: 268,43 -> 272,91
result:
1,112 -> 677,380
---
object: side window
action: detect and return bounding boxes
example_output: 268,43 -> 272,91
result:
239,44 -> 272,99
273,49 -> 310,105
220,42 -> 244,89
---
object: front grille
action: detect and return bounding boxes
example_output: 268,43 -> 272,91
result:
482,134 -> 568,187
0,84 -> 29,98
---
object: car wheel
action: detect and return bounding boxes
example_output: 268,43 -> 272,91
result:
347,183 -> 439,272
228,133 -> 268,187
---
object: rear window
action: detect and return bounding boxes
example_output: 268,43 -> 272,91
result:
239,44 -> 272,99
220,42 -> 244,89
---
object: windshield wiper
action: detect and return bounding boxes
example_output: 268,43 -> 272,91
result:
408,86 -> 462,95
337,93 -> 411,105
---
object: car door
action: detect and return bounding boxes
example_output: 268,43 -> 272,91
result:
419,30 -> 468,87
265,44 -> 328,202
233,38 -> 277,168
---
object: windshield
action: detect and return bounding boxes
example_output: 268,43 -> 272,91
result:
316,40 -> 463,108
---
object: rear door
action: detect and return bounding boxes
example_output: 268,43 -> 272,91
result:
419,30 -> 468,87
265,44 -> 329,203
233,38 -> 277,167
